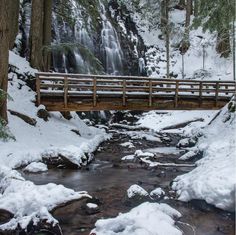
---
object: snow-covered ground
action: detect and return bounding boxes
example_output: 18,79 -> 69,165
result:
0,166 -> 90,231
137,110 -> 217,135
91,202 -> 182,235
1,49 -> 235,234
0,52 -> 109,232
172,104 -> 236,211
1,53 -> 109,169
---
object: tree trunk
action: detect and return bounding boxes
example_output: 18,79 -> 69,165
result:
42,0 -> 52,71
179,0 -> 191,54
193,0 -> 198,17
178,0 -> 186,9
216,29 -> 231,58
0,0 -> 9,122
165,0 -> 170,78
7,0 -> 20,49
29,0 -> 44,69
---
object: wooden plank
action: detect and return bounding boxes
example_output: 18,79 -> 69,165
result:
37,72 -> 236,84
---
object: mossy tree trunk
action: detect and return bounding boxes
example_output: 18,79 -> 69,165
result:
179,0 -> 192,54
7,0 -> 20,49
29,0 -> 44,69
43,0 -> 53,71
0,0 -> 9,122
29,0 -> 52,71
216,29 -> 231,58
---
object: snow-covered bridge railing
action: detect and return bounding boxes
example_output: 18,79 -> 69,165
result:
36,72 -> 236,111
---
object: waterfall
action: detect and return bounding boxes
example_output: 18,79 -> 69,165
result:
99,1 -> 123,75
75,18 -> 94,53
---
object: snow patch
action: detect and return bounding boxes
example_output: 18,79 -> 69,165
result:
91,202 -> 182,235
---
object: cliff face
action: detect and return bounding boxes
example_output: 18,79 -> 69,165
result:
18,0 -> 146,75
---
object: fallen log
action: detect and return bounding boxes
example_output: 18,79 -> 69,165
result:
8,109 -> 37,126
162,118 -> 204,131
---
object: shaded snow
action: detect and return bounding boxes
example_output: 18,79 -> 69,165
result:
137,110 -> 216,135
172,104 -> 236,211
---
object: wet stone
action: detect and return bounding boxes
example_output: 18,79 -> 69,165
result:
0,209 -> 13,225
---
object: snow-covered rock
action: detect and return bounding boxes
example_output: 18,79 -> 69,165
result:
0,166 -> 90,231
150,188 -> 165,198
135,150 -> 154,158
24,162 -> 48,173
172,104 -> 236,211
91,202 -> 182,235
127,184 -> 148,198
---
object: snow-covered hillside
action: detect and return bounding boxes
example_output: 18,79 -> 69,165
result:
0,52 -> 109,231
172,103 -> 236,211
134,8 -> 234,80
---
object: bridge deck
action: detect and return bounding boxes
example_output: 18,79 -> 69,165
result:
36,73 -> 236,111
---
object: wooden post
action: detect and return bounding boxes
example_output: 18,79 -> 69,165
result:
149,80 -> 153,107
174,81 -> 179,108
64,76 -> 68,108
93,77 -> 97,107
215,82 -> 219,107
36,74 -> 41,106
199,81 -> 203,107
123,79 -> 126,106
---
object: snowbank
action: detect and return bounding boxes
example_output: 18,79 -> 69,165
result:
0,166 -> 90,231
137,110 -> 216,135
0,52 -> 108,231
172,104 -> 236,211
91,202 -> 182,235
0,72 -> 109,169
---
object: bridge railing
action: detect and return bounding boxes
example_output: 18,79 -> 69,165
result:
36,72 -> 236,110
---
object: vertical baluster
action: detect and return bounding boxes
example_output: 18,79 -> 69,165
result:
149,80 -> 153,107
215,82 -> 219,107
64,76 -> 68,108
93,77 -> 97,107
199,81 -> 203,107
36,73 -> 41,106
123,79 -> 126,106
174,81 -> 179,108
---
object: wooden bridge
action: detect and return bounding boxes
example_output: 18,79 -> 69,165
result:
36,72 -> 236,111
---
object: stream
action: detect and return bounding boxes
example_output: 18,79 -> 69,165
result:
21,113 -> 235,235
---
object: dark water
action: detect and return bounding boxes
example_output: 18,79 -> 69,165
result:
21,131 -> 235,235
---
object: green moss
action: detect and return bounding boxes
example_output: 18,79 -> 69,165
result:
43,43 -> 105,74
76,0 -> 102,30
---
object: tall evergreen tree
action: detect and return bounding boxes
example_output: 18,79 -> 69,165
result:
29,0 -> 53,70
193,0 -> 234,57
7,0 -> 20,49
0,0 -> 10,122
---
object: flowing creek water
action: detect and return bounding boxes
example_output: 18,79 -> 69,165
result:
21,114 -> 235,235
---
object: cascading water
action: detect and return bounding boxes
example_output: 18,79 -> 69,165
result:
99,1 -> 123,75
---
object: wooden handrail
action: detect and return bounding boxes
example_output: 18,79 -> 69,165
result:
36,72 -> 236,84
35,72 -> 236,111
